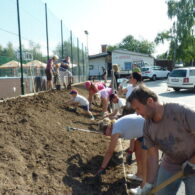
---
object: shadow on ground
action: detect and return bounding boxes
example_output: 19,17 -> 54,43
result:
159,89 -> 195,98
63,154 -> 128,195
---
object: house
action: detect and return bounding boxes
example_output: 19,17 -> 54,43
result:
88,52 -> 111,79
89,45 -> 154,78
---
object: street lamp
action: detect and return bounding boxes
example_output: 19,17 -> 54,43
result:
84,30 -> 89,54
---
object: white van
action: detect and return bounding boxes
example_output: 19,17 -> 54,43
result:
167,67 -> 195,91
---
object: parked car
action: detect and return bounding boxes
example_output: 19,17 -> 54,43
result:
141,66 -> 170,81
167,67 -> 195,91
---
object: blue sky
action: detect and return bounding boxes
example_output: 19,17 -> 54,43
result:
44,0 -> 173,56
0,0 -> 172,57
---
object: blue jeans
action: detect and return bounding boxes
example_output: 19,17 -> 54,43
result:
155,166 -> 195,195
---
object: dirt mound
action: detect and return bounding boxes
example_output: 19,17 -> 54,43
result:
0,87 -> 129,194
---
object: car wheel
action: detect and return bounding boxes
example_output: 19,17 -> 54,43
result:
151,75 -> 156,81
173,88 -> 180,92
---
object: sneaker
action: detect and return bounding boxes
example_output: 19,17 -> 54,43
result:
130,186 -> 142,195
90,116 -> 95,120
126,174 -> 143,182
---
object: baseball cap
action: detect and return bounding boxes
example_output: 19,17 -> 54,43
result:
69,90 -> 78,95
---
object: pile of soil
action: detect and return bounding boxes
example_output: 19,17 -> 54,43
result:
0,86 -> 134,194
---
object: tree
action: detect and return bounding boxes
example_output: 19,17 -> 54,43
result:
107,45 -> 119,52
28,41 -> 43,62
107,35 -> 155,55
155,0 -> 195,65
0,42 -> 16,64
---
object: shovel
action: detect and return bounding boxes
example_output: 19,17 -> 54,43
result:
66,126 -> 102,134
147,171 -> 183,195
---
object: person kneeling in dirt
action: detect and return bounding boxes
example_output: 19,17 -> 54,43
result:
65,89 -> 94,120
84,81 -> 106,107
104,94 -> 126,119
98,87 -> 113,116
97,114 -> 147,186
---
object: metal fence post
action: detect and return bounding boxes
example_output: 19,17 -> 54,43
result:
16,0 -> 25,95
82,43 -> 85,81
77,38 -> 80,82
70,30 -> 73,73
85,46 -> 88,80
45,3 -> 49,61
60,20 -> 64,59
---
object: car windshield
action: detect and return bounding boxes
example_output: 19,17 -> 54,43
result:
170,70 -> 187,77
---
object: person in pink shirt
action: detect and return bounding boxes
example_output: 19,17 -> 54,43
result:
84,81 -> 106,106
98,87 -> 113,116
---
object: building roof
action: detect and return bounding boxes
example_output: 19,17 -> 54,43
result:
89,52 -> 109,59
25,60 -> 47,68
0,60 -> 23,69
112,49 -> 154,58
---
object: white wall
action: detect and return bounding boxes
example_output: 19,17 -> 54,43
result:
89,57 -> 106,76
112,50 -> 154,71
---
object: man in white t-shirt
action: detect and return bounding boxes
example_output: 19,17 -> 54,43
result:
97,114 -> 147,186
105,94 -> 126,119
65,89 -> 94,120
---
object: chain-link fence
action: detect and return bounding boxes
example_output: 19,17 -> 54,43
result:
0,0 -> 88,99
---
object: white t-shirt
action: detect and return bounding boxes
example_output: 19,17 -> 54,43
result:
112,114 -> 144,140
73,94 -> 89,106
113,98 -> 126,114
125,84 -> 134,99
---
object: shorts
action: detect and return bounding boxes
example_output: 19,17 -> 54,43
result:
137,136 -> 148,150
80,105 -> 89,111
45,69 -> 52,81
59,70 -> 72,83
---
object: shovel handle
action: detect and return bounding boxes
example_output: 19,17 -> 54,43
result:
147,171 -> 183,195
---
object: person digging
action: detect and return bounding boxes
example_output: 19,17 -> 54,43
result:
96,114 -> 148,187
64,89 -> 95,120
84,81 -> 106,107
128,84 -> 195,195
103,93 -> 126,119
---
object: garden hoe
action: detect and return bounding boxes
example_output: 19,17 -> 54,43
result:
147,170 -> 183,195
66,126 -> 101,134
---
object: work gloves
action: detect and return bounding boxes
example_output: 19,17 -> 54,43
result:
125,149 -> 133,165
141,183 -> 153,195
182,161 -> 195,177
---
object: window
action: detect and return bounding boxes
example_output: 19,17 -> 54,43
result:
124,62 -> 132,70
170,70 -> 187,77
141,67 -> 149,71
190,70 -> 195,76
89,65 -> 94,70
153,66 -> 161,70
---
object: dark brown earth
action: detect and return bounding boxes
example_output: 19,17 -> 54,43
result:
0,85 -> 137,195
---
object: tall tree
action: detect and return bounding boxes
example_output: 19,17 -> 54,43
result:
155,0 -> 195,64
